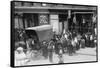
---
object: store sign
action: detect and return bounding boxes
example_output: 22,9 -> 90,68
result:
50,15 -> 58,19
39,14 -> 48,25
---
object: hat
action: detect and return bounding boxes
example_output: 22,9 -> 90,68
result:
17,47 -> 23,51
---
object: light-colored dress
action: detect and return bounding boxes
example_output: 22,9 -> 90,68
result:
15,51 -> 28,66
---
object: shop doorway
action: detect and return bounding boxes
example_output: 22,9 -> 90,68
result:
75,14 -> 93,34
59,14 -> 68,34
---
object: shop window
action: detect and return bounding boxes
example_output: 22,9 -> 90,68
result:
14,14 -> 23,29
68,14 -> 93,34
23,13 -> 39,28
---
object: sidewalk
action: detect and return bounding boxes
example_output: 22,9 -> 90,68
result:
76,47 -> 96,55
15,47 -> 97,66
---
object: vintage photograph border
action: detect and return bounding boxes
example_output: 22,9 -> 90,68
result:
10,1 -> 98,67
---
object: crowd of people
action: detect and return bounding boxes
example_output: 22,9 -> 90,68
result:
14,29 -> 97,66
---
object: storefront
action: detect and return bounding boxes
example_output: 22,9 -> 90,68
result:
14,1 -> 97,35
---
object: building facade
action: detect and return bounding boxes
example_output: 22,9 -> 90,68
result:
14,1 -> 97,35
